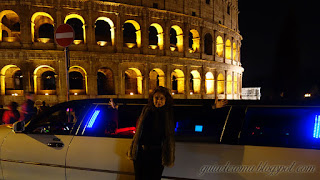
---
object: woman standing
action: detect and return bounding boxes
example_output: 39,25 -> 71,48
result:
127,86 -> 175,180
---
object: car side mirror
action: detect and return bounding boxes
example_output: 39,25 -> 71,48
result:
13,121 -> 25,133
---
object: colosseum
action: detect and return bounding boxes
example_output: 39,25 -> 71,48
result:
0,0 -> 243,106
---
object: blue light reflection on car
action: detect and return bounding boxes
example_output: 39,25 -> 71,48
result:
313,115 -> 320,139
87,110 -> 100,128
195,125 -> 203,132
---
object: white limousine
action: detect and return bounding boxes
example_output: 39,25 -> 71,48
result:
0,99 -> 319,180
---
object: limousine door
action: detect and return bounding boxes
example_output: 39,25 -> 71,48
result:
0,103 -> 86,180
66,104 -> 135,180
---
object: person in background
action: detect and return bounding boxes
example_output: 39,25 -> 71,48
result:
0,105 -> 5,124
39,101 -> 49,113
2,102 -> 20,124
19,92 -> 36,123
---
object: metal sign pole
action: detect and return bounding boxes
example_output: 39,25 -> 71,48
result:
65,47 -> 70,102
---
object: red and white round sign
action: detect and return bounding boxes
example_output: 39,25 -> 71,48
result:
55,24 -> 75,47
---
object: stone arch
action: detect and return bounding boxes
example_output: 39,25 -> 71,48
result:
216,36 -> 224,57
95,17 -> 115,46
0,65 -> 23,95
125,68 -> 142,95
33,65 -> 56,95
171,69 -> 184,94
97,67 -> 115,95
190,70 -> 201,94
233,42 -> 237,60
69,66 -> 87,95
205,72 -> 214,94
226,39 -> 232,59
31,12 -> 54,43
204,33 -> 213,55
64,13 -> 86,44
123,20 -> 141,48
149,68 -> 165,92
149,23 -> 164,50
170,25 -> 183,52
227,75 -> 232,94
189,29 -> 200,53
217,73 -> 225,94
0,10 -> 20,42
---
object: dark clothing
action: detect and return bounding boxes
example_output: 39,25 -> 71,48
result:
139,107 -> 165,146
134,146 -> 164,180
20,99 -> 35,123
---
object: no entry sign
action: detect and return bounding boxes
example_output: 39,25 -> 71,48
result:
55,24 -> 75,47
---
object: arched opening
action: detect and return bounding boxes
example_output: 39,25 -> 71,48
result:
97,68 -> 114,95
69,66 -> 87,95
227,75 -> 232,94
205,72 -> 214,94
149,68 -> 165,93
190,70 -> 201,94
65,14 -> 86,44
31,12 -> 54,43
0,65 -> 23,95
217,73 -> 225,94
226,39 -> 232,59
171,69 -> 184,94
234,74 -> 238,94
170,25 -> 183,52
189,29 -> 200,53
204,33 -> 213,55
233,42 -> 237,60
216,36 -> 224,57
0,10 -> 20,42
149,23 -> 164,50
95,17 -> 114,46
33,65 -> 56,95
125,68 -> 142,95
123,20 -> 141,48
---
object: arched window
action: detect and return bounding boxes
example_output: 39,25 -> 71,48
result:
233,42 -> 237,60
31,12 -> 54,43
125,68 -> 142,95
97,68 -> 114,95
189,29 -> 200,53
95,20 -> 111,46
0,10 -> 20,42
216,36 -> 224,57
217,73 -> 224,94
205,72 -> 214,94
234,74 -> 238,94
227,75 -> 232,94
41,71 -> 56,90
149,23 -> 164,50
69,72 -> 84,90
13,70 -> 23,90
149,26 -> 158,46
66,18 -> 84,44
170,25 -> 183,52
190,70 -> 201,94
149,68 -> 165,93
171,69 -> 184,94
226,39 -> 232,59
123,20 -> 141,48
204,33 -> 213,55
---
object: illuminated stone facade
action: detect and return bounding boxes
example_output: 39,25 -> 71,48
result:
0,0 -> 243,106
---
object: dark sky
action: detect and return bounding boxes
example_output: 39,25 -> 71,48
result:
238,1 -> 320,100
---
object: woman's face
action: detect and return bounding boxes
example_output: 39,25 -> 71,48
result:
153,92 -> 166,108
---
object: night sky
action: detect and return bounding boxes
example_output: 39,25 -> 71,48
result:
238,1 -> 320,101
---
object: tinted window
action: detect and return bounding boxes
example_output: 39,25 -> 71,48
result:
240,107 -> 320,150
80,104 -> 138,138
28,103 -> 88,135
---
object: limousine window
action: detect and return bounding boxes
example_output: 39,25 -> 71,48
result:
81,104 -> 138,138
239,107 -> 320,150
28,104 -> 87,135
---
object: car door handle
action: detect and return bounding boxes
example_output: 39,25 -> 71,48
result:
47,142 -> 64,148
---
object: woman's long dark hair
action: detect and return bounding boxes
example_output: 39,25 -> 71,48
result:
147,86 -> 173,108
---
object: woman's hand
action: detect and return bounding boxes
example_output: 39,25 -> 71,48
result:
214,97 -> 228,109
